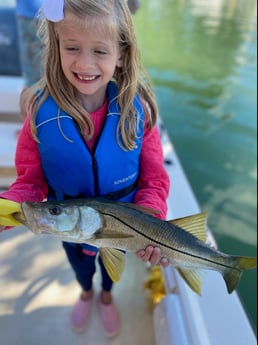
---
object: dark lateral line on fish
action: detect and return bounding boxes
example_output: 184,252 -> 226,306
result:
102,212 -> 240,272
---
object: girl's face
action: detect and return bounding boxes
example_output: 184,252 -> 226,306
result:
57,17 -> 123,111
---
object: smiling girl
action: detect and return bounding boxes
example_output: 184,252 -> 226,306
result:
0,0 -> 170,338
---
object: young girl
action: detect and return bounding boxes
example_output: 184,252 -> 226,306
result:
0,0 -> 170,338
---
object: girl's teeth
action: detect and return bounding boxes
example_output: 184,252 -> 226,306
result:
78,75 -> 96,81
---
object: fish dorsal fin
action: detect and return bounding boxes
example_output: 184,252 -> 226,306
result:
176,268 -> 203,295
170,212 -> 207,242
99,248 -> 125,282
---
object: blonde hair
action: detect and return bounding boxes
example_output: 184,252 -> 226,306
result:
29,0 -> 158,150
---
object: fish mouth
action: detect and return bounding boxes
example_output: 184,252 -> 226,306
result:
13,210 -> 27,226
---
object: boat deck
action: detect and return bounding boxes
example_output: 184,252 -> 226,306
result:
0,226 -> 155,345
0,123 -> 156,345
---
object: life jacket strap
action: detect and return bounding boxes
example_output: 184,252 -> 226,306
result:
103,180 -> 138,200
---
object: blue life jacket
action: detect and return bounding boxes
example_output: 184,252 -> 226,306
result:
35,82 -> 145,252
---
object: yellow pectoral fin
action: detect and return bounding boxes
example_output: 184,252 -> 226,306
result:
0,214 -> 23,227
99,248 -> 125,283
176,267 -> 203,295
0,199 -> 22,215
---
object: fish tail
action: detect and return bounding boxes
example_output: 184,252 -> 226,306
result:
223,256 -> 257,294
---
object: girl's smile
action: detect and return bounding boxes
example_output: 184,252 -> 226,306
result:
76,74 -> 99,81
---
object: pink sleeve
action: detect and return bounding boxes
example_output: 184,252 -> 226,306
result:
134,124 -> 170,220
0,115 -> 48,203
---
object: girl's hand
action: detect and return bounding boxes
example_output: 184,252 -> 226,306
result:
135,246 -> 170,267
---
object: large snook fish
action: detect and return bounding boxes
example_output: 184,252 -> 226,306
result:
13,198 -> 257,295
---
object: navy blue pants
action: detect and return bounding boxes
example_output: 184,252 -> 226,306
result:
62,242 -> 113,292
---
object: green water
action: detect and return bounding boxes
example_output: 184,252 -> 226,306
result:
133,0 -> 257,330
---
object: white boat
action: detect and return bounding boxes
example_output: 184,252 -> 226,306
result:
0,7 -> 256,345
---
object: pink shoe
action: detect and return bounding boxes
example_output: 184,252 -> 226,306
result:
98,296 -> 120,338
70,295 -> 93,333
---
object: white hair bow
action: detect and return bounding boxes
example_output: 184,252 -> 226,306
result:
43,0 -> 64,22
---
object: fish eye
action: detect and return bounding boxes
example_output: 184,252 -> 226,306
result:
49,206 -> 62,216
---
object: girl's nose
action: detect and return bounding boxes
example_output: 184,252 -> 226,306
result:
76,51 -> 95,69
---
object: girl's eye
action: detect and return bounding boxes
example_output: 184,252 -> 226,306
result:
95,50 -> 107,55
66,47 -> 79,52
